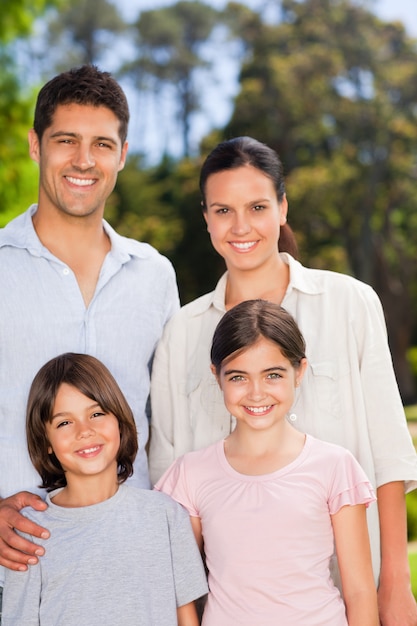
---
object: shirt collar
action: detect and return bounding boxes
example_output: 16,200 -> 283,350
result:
0,205 -> 149,264
188,253 -> 325,319
281,253 -> 325,296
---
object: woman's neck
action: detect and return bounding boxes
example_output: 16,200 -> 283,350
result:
225,254 -> 290,310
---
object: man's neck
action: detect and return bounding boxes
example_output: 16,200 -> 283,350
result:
32,207 -> 111,307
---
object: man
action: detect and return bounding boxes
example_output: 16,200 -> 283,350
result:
0,65 -> 179,601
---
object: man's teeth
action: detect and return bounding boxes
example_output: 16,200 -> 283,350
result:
66,176 -> 95,186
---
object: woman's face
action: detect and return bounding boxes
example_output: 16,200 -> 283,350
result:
203,165 -> 287,274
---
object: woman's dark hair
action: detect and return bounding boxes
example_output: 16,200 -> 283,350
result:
26,353 -> 138,491
211,300 -> 306,375
199,136 -> 298,258
33,64 -> 130,144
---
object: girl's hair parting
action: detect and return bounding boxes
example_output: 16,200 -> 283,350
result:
211,299 -> 306,375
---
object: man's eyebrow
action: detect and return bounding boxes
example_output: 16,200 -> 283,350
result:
49,130 -> 118,146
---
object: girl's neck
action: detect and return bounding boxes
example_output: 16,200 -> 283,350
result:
225,254 -> 289,310
224,422 -> 305,476
51,476 -> 119,508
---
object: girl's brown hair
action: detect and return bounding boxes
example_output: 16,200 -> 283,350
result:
211,300 -> 306,375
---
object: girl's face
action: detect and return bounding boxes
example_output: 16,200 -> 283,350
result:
203,165 -> 287,274
214,337 -> 306,432
45,383 -> 120,483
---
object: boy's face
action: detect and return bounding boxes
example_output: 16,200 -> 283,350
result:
46,382 -> 120,485
28,103 -> 128,221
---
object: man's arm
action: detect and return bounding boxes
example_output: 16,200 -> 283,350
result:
0,492 -> 49,570
377,481 -> 417,626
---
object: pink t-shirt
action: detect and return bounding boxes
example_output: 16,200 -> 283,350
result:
155,434 -> 376,626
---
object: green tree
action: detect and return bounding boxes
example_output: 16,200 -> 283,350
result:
110,153 -> 224,303
44,0 -> 127,68
224,0 -> 417,401
0,0 -> 61,224
124,1 -> 220,157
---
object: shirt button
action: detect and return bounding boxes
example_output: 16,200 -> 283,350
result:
63,268 -> 70,275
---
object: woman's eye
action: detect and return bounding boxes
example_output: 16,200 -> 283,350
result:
267,372 -> 281,379
253,204 -> 265,211
216,207 -> 229,214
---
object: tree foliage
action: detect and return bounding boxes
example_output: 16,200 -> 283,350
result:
44,0 -> 126,68
0,0 -> 58,42
124,1 -> 221,156
0,0 -> 61,223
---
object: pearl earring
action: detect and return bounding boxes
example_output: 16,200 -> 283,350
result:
289,413 -> 297,422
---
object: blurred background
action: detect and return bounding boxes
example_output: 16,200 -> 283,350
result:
2,0 -> 417,406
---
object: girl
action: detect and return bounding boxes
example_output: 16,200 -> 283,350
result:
156,300 -> 378,626
2,353 -> 207,626
149,136 -> 417,624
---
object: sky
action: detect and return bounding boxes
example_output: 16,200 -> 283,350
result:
116,0 -> 417,162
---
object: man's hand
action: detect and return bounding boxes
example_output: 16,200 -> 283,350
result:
378,578 -> 417,626
0,492 -> 49,571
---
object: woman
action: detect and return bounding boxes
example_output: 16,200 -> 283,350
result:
149,136 -> 417,625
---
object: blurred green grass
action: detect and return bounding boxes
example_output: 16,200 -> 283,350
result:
406,405 -> 417,421
410,551 -> 417,597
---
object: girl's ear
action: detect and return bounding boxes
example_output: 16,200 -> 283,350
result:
295,357 -> 308,387
47,445 -> 53,454
210,363 -> 221,388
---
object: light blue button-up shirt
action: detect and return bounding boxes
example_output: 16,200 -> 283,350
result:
0,205 -> 179,501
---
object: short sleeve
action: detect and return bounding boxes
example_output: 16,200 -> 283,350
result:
328,449 -> 376,515
155,455 -> 199,517
2,539 -> 42,625
164,496 -> 208,607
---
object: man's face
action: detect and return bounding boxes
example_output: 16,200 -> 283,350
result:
28,103 -> 128,221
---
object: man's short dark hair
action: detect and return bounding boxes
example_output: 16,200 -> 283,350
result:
33,65 -> 129,144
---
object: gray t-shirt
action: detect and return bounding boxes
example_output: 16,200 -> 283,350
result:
2,485 -> 208,625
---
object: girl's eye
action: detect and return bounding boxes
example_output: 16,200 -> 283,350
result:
92,412 -> 105,418
229,375 -> 245,382
215,207 -> 229,214
267,372 -> 281,379
57,420 -> 70,428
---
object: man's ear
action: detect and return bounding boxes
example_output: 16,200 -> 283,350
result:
118,141 -> 129,172
28,129 -> 41,164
